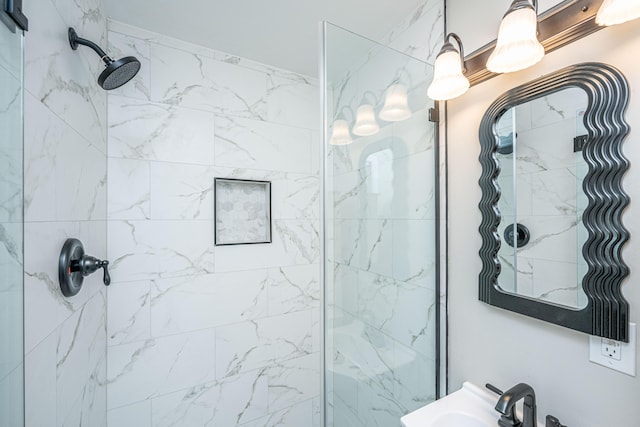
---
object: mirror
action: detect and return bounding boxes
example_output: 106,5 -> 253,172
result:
495,87 -> 589,309
478,63 -> 631,341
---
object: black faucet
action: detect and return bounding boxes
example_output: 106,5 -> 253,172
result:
495,383 -> 537,427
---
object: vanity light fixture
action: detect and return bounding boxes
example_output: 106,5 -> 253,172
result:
353,104 -> 380,136
379,83 -> 412,122
486,0 -> 545,74
596,0 -> 640,26
427,33 -> 469,101
329,119 -> 353,146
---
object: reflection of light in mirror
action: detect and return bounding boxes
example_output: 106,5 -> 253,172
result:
353,104 -> 380,136
379,84 -> 412,122
330,119 -> 353,145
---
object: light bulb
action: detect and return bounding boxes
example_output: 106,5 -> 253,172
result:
596,0 -> 640,26
428,49 -> 469,101
486,2 -> 544,74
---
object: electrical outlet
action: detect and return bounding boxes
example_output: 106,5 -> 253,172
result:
589,323 -> 636,376
602,338 -> 621,360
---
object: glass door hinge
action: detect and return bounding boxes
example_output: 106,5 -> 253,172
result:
4,0 -> 29,31
429,107 -> 439,123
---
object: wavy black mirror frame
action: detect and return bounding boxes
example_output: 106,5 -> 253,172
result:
478,62 -> 630,341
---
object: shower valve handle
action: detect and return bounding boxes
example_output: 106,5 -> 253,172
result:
59,238 -> 111,297
73,256 -> 111,286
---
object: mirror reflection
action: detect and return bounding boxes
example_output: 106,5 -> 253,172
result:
494,87 -> 589,309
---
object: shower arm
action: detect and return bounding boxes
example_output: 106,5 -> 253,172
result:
68,28 -> 113,65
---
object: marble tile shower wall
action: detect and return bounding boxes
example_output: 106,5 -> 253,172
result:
21,0 -> 109,426
105,21 -> 321,427
0,17 -> 25,427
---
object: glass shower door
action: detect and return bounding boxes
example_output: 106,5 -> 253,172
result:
322,22 -> 438,427
0,9 -> 25,427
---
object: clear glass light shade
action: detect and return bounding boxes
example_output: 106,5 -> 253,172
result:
329,119 -> 353,145
379,84 -> 412,122
427,50 -> 470,101
486,6 -> 545,73
596,0 -> 640,26
353,104 -> 380,136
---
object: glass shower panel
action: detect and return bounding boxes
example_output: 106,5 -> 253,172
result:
323,22 -> 437,427
0,13 -> 25,427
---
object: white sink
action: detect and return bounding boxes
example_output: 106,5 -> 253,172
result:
431,412 -> 490,427
401,382 -> 545,427
401,382 -> 501,427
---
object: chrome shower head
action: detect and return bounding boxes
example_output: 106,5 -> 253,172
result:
68,27 -> 141,90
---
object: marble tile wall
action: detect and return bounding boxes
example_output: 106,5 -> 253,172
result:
496,88 -> 589,308
105,21 -> 320,427
21,0 -> 109,425
0,18 -> 25,427
325,0 -> 443,425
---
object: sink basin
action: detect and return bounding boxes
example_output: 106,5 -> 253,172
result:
401,382 -> 544,427
401,382 -> 498,427
432,412 -> 490,427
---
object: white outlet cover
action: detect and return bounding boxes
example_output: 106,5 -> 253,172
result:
589,323 -> 636,376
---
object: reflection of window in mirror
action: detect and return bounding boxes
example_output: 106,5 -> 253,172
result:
495,88 -> 590,309
365,149 -> 393,215
495,109 -> 518,295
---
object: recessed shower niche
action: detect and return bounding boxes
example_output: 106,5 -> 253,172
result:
214,178 -> 272,246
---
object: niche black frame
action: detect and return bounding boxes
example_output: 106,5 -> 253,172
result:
478,62 -> 630,341
214,178 -> 272,246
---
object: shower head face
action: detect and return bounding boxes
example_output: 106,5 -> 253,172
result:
98,56 -> 141,90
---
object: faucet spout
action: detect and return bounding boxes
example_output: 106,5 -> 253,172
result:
495,383 -> 537,427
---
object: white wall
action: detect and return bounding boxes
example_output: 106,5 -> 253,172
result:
104,21 -> 321,427
445,2 -> 640,425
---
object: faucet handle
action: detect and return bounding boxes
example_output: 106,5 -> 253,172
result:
101,260 -> 111,286
79,255 -> 111,286
546,415 -> 567,427
486,383 -> 504,395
